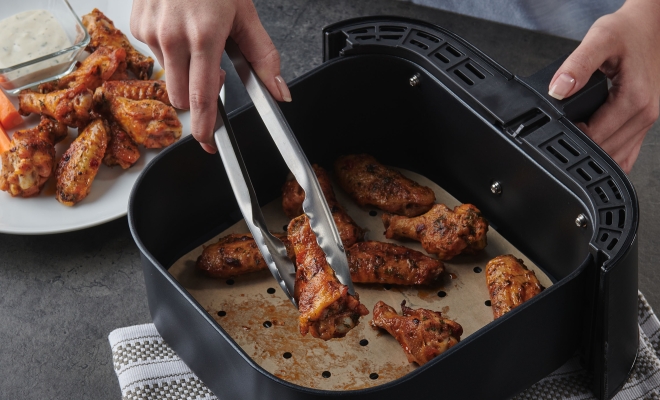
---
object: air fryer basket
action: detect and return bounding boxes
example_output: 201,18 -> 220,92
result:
129,17 -> 638,400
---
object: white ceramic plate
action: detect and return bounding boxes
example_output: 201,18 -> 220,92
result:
0,0 -> 220,234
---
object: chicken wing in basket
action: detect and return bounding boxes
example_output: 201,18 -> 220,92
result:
383,203 -> 489,260
347,241 -> 444,285
197,233 -> 293,279
371,300 -> 463,366
288,214 -> 369,340
486,255 -> 544,319
334,154 -> 436,217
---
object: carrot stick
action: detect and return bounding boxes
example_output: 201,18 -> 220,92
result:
0,123 -> 11,153
0,90 -> 23,130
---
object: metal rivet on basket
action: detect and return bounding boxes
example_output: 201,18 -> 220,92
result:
491,181 -> 502,195
409,73 -> 421,87
575,214 -> 588,228
322,371 -> 331,378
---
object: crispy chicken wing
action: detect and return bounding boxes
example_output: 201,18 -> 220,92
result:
382,203 -> 489,260
18,85 -> 93,128
94,87 -> 181,148
103,120 -> 140,169
371,300 -> 463,365
334,154 -> 436,217
282,164 -> 364,247
94,80 -> 170,105
486,255 -> 544,319
0,117 -> 68,197
82,9 -> 154,80
55,119 -> 108,206
196,233 -> 292,279
288,214 -> 369,340
38,46 -> 127,93
347,241 -> 444,285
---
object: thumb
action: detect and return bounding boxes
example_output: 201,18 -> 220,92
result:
548,25 -> 614,100
231,4 -> 291,103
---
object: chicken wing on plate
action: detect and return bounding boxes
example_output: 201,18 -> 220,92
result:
94,87 -> 181,148
486,255 -> 544,319
55,119 -> 108,206
371,300 -> 463,365
82,9 -> 154,80
383,203 -> 488,260
288,214 -> 369,340
282,164 -> 364,247
38,46 -> 127,93
334,154 -> 436,217
196,233 -> 292,279
103,121 -> 141,169
347,241 -> 444,285
18,85 -> 93,128
0,117 -> 68,197
95,80 -> 170,105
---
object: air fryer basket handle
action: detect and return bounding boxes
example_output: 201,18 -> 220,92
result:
520,54 -> 609,123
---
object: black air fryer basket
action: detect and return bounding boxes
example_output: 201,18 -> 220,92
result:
129,17 -> 638,400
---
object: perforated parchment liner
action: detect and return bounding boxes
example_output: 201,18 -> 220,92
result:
169,169 -> 553,391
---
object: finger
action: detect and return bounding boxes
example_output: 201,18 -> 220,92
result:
189,49 -> 224,153
578,85 -> 641,144
232,4 -> 290,102
599,114 -> 653,172
548,23 -> 619,100
161,41 -> 191,110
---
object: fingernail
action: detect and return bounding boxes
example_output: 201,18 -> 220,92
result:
275,75 -> 292,102
548,73 -> 576,100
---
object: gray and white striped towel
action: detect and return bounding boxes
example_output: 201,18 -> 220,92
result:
109,291 -> 660,400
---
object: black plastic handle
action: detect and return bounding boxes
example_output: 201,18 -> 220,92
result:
520,55 -> 608,123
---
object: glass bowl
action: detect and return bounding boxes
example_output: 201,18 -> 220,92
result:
0,0 -> 90,94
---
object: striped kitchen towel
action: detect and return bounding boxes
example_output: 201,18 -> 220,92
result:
109,291 -> 660,400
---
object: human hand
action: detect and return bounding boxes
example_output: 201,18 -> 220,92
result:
548,0 -> 660,173
130,0 -> 291,154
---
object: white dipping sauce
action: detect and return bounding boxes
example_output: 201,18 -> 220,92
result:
0,9 -> 72,69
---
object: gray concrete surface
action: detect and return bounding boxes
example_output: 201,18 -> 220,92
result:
0,0 -> 657,398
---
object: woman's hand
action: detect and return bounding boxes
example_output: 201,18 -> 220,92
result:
130,0 -> 291,153
548,0 -> 660,173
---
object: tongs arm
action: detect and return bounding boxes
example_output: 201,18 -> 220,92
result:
212,38 -> 355,307
213,98 -> 298,306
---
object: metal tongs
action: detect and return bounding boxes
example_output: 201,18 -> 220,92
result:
213,38 -> 355,307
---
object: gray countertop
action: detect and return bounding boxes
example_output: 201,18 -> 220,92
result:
1,0 -> 658,398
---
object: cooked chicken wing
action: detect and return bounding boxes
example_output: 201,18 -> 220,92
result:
282,164 -> 364,247
82,9 -> 154,80
371,300 -> 463,365
94,87 -> 181,148
382,203 -> 488,260
94,80 -> 170,105
55,119 -> 108,206
334,154 -> 436,217
0,117 -> 68,197
18,85 -> 93,128
288,214 -> 369,340
103,120 -> 140,169
38,46 -> 127,93
347,241 -> 444,285
486,255 -> 544,319
196,233 -> 292,279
